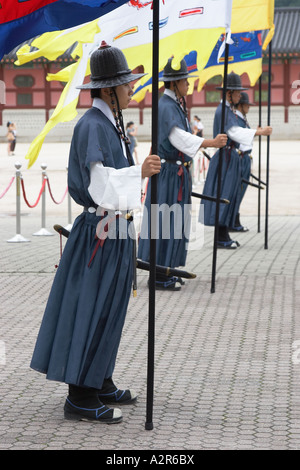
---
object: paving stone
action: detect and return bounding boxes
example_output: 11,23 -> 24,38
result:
0,142 -> 300,450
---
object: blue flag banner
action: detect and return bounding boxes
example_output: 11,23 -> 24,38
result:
205,30 -> 263,68
197,29 -> 263,90
133,50 -> 198,101
0,0 -> 128,60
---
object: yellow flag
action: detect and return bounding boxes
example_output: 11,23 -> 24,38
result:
15,19 -> 100,168
197,59 -> 263,92
127,28 -> 224,102
231,0 -> 275,48
25,43 -> 91,168
196,0 -> 275,91
15,19 -> 100,65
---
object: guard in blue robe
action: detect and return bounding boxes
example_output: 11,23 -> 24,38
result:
138,58 -> 198,290
230,92 -> 253,232
200,72 -> 248,249
31,109 -> 133,388
138,94 -> 192,269
202,103 -> 241,228
30,43 -> 155,424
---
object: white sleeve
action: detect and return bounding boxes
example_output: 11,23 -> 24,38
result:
227,126 -> 256,150
169,126 -> 204,158
88,162 -> 142,211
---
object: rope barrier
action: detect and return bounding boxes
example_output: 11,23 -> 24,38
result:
199,153 -> 209,174
7,162 -> 72,242
193,151 -> 209,184
20,176 -> 47,208
46,178 -> 68,205
0,176 -> 15,199
19,175 -> 68,207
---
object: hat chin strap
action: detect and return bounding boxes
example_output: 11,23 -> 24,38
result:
173,82 -> 187,116
110,88 -> 134,166
227,90 -> 238,115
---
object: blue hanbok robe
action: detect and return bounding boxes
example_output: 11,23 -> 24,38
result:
138,94 -> 192,268
201,102 -> 241,228
30,107 -> 134,389
236,113 -> 252,207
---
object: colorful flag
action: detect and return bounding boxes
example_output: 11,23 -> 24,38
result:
16,0 -> 233,168
0,0 -> 128,60
15,18 -> 100,65
194,0 -> 275,91
197,30 -> 264,91
25,43 -> 94,169
231,0 -> 275,48
14,18 -> 102,169
133,50 -> 199,103
100,0 -> 232,79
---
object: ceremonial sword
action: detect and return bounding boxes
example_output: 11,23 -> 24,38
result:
250,173 -> 267,186
202,149 -> 266,188
191,192 -> 229,204
53,224 -> 197,280
242,178 -> 265,190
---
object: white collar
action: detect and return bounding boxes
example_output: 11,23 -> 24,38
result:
220,99 -> 231,108
236,109 -> 245,120
164,88 -> 177,101
92,97 -> 116,127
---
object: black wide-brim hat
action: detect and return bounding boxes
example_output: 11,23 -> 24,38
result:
216,71 -> 248,91
162,57 -> 198,82
239,91 -> 254,105
77,41 -> 146,89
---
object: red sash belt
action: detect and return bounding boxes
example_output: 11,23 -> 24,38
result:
161,154 -> 191,202
177,165 -> 184,202
88,213 -> 120,267
225,142 -> 236,169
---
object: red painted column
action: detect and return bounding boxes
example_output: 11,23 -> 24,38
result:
44,62 -> 51,122
283,58 -> 290,123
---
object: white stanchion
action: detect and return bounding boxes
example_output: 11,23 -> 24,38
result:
7,162 -> 30,243
33,163 -> 53,236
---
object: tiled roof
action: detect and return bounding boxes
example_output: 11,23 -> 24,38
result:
263,7 -> 300,55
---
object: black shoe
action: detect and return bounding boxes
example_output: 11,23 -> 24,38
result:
64,398 -> 122,423
229,225 -> 249,232
98,377 -> 137,405
217,240 -> 239,249
147,277 -> 181,291
175,276 -> 185,285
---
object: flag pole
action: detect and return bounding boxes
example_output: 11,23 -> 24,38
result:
211,37 -> 229,294
257,74 -> 262,233
145,0 -> 159,431
264,40 -> 272,249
